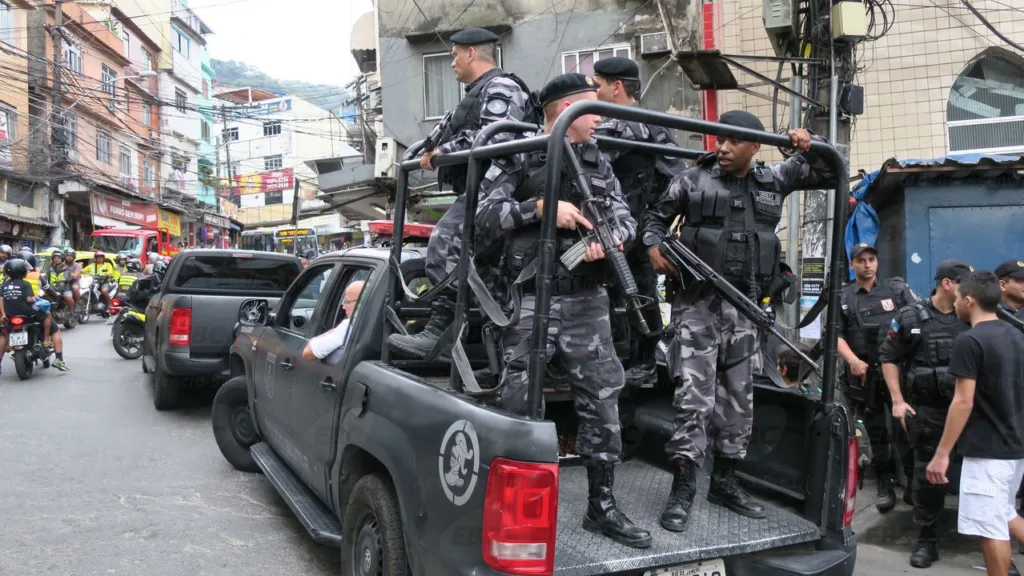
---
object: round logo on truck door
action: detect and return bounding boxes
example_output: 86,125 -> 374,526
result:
438,419 -> 480,506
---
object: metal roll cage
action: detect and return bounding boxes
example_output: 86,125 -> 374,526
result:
384,101 -> 848,421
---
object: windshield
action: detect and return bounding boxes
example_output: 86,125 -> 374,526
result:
93,235 -> 142,257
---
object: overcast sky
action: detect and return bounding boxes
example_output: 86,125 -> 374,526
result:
192,0 -> 375,87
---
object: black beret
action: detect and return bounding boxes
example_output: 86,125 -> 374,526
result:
718,110 -> 765,132
593,57 -> 639,80
450,28 -> 498,46
539,73 -> 597,106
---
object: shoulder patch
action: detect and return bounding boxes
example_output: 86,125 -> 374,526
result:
887,317 -> 900,340
655,131 -> 668,142
483,165 -> 503,181
486,85 -> 514,99
589,176 -> 606,188
485,99 -> 509,116
597,121 -> 617,130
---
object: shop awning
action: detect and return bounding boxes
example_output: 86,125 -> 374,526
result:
0,214 -> 56,227
92,215 -> 141,229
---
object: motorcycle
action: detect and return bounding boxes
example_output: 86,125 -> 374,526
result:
6,314 -> 50,380
43,284 -> 77,330
109,276 -> 156,360
79,274 -> 117,323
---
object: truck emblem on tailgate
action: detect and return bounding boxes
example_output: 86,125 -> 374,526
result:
439,419 -> 479,506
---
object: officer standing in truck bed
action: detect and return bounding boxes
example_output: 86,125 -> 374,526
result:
592,56 -> 687,387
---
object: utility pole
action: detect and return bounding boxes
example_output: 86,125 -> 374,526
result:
48,0 -> 65,246
355,76 -> 371,165
220,103 -> 233,195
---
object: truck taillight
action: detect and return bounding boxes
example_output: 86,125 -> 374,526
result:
482,458 -> 558,575
844,436 -> 858,527
169,308 -> 191,346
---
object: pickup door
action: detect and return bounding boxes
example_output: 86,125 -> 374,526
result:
254,260 -> 375,504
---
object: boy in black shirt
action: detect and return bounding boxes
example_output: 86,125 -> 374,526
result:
925,271 -> 1024,576
0,259 -> 69,372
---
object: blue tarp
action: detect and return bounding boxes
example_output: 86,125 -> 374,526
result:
843,153 -> 1023,280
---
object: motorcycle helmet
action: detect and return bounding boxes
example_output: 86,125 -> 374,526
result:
94,250 -> 105,259
65,249 -> 77,260
17,249 -> 36,270
4,258 -> 29,280
32,298 -> 51,313
116,252 -> 128,264
153,259 -> 169,276
0,244 -> 12,257
51,249 -> 64,262
126,258 -> 142,273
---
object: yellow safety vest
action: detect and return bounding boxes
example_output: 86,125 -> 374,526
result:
26,270 -> 41,297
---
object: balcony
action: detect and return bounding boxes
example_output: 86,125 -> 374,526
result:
172,0 -> 213,40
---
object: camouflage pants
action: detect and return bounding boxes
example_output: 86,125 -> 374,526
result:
497,287 -> 624,464
665,292 -> 758,467
423,195 -> 504,312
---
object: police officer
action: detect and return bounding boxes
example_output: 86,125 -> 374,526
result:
880,259 -> 972,568
838,243 -> 917,512
474,73 -> 651,549
995,259 -> 1024,325
643,110 -> 835,532
592,56 -> 687,386
388,28 -> 538,360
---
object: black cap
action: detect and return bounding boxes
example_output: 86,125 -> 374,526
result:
849,243 -> 877,259
718,110 -> 765,132
593,57 -> 639,80
450,28 -> 498,46
935,259 -> 973,282
538,73 -> 597,106
995,259 -> 1024,280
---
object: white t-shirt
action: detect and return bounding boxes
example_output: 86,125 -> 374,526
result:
308,318 -> 351,360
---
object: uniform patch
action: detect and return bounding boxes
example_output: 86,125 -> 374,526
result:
755,190 -> 782,206
655,131 -> 667,142
881,298 -> 895,311
484,165 -> 503,181
486,85 -> 514,98
485,99 -> 509,116
597,121 -> 617,130
590,176 -> 605,188
887,317 -> 900,340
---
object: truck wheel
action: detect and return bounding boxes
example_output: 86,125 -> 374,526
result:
152,358 -> 182,411
212,376 -> 260,473
341,474 -> 408,576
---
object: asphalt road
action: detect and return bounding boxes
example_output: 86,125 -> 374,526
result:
0,321 -> 1000,575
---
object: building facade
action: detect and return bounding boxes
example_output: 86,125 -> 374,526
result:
198,44 -> 217,208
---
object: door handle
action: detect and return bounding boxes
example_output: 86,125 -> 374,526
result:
319,379 -> 337,392
281,359 -> 294,371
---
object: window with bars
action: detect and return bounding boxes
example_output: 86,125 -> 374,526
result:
561,45 -> 631,76
0,2 -> 14,46
119,145 -> 132,177
65,43 -> 82,74
144,161 -> 155,187
175,89 -> 187,113
102,65 -> 117,97
263,121 -> 282,137
97,130 -> 112,164
264,155 -> 283,170
947,50 -> 1024,156
223,127 -> 239,141
423,48 -> 503,119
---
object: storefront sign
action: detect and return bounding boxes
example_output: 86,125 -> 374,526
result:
202,213 -> 230,229
219,198 -> 238,219
90,192 -> 158,227
232,168 -> 294,195
799,257 -> 826,340
158,210 -> 182,236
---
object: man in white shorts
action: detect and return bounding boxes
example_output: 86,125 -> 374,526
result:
925,271 -> 1024,576
302,280 -> 365,361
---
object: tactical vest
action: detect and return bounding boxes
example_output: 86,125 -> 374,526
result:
903,302 -> 969,407
437,69 -> 539,195
503,146 -> 608,292
609,122 -> 677,219
840,278 -> 910,362
680,162 -> 783,296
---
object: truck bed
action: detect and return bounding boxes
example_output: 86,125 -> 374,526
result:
553,460 -> 820,575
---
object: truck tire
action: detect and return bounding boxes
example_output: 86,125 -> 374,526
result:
152,358 -> 182,411
341,474 -> 409,576
212,376 -> 261,473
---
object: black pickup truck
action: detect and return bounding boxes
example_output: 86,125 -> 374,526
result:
142,249 -> 302,410
211,106 -> 858,575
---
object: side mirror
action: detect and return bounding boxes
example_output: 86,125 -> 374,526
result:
239,299 -> 270,327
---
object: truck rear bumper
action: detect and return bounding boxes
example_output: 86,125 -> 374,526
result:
160,350 -> 229,379
724,538 -> 856,576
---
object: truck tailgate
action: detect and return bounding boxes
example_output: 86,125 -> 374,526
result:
189,295 -> 276,356
554,460 -> 819,575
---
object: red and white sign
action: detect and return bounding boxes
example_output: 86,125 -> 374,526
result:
233,168 -> 294,195
90,192 -> 158,227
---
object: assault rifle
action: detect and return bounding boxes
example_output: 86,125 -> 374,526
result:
559,140 -> 651,335
998,307 -> 1024,332
658,234 -> 822,374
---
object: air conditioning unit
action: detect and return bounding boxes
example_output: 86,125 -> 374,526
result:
375,137 -> 403,179
640,32 -> 671,57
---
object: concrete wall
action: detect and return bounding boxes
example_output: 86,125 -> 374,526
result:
377,0 -> 703,150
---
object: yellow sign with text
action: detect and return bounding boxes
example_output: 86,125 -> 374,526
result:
159,210 -> 181,237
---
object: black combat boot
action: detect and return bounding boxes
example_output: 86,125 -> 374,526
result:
624,360 -> 658,387
387,298 -> 455,360
582,463 -> 652,548
909,526 -> 939,568
875,475 -> 897,513
660,459 -> 697,532
708,457 -> 766,518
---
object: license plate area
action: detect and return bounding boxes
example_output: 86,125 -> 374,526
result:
645,558 -> 726,576
9,332 -> 28,346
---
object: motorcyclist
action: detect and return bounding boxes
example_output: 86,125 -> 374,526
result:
19,249 -> 56,347
44,250 -> 74,313
83,251 -> 120,312
119,258 -> 142,292
0,244 -> 12,268
63,249 -> 83,309
0,258 -> 68,372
